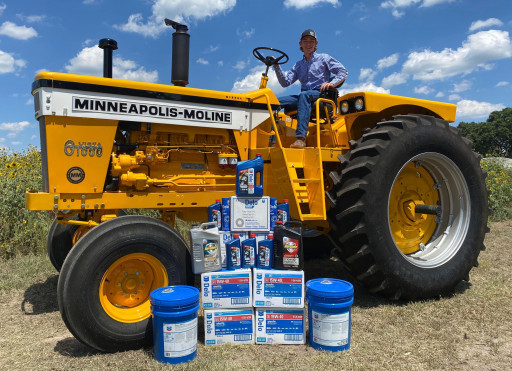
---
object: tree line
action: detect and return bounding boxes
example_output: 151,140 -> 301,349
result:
458,107 -> 512,158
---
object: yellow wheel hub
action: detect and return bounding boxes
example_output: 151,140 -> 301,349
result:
389,163 -> 439,255
99,253 -> 168,323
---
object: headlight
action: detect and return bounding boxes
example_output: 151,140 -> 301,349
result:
341,101 -> 349,114
354,98 -> 364,111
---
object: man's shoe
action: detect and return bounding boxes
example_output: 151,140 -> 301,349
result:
290,138 -> 306,149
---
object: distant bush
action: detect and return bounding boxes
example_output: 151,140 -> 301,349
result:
0,147 -> 52,259
481,157 -> 512,222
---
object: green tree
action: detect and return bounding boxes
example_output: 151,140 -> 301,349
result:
458,107 -> 512,157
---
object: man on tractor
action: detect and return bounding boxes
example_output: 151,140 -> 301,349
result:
273,29 -> 348,148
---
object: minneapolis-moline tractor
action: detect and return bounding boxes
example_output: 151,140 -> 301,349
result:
26,20 -> 488,352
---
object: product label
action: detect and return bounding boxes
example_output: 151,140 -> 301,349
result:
258,246 -> 270,267
211,275 -> 250,305
163,318 -> 197,358
311,311 -> 350,347
282,237 -> 299,267
243,243 -> 255,266
211,208 -> 221,228
229,246 -> 241,267
203,239 -> 219,271
238,168 -> 254,194
277,209 -> 288,222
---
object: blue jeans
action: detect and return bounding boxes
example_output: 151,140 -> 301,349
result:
278,90 -> 321,139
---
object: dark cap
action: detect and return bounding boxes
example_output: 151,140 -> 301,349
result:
301,29 -> 316,40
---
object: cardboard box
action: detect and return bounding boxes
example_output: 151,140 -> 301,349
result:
253,269 -> 305,308
204,309 -> 255,345
202,269 -> 252,309
255,308 -> 306,345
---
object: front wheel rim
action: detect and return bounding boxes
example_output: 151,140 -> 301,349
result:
99,253 -> 168,323
388,153 -> 471,268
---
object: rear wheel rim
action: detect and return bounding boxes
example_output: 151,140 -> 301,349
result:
100,253 -> 168,323
388,153 -> 471,268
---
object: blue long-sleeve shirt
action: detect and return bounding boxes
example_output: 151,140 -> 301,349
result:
274,52 -> 348,91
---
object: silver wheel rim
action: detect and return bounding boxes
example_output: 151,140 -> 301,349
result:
388,152 -> 471,268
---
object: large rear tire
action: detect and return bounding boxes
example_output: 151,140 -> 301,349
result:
47,210 -> 127,272
57,215 -> 190,352
328,115 -> 489,299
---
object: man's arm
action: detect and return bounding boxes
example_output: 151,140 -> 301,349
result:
274,63 -> 298,88
325,55 -> 348,88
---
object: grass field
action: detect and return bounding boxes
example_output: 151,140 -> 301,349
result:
0,221 -> 510,370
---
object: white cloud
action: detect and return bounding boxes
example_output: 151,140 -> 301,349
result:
377,53 -> 399,70
0,121 -> 30,132
469,18 -> 503,32
381,0 -> 454,18
339,82 -> 390,95
381,72 -> 408,88
236,28 -> 255,41
64,46 -> 158,83
414,85 -> 433,95
233,60 -> 248,71
402,30 -> 512,81
0,21 -> 38,40
496,81 -> 509,87
16,14 -> 47,23
218,60 -> 224,67
449,94 -> 461,101
435,91 -> 444,98
115,0 -> 236,38
283,0 -> 340,9
0,50 -> 26,74
0,4 -> 6,16
196,58 -> 209,65
451,80 -> 471,93
232,66 -> 287,94
456,100 -> 505,119
359,67 -> 376,82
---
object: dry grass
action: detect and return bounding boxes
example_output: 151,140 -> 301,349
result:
0,221 -> 511,370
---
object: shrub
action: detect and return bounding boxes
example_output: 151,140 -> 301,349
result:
481,157 -> 512,221
0,147 -> 52,259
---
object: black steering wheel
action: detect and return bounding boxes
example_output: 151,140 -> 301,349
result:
253,47 -> 289,66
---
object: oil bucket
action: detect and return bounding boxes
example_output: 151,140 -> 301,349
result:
305,278 -> 354,352
150,285 -> 200,364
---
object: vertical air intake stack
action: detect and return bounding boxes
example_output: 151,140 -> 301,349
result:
165,19 -> 190,87
99,38 -> 118,78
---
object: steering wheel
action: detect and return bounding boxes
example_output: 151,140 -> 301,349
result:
253,47 -> 289,66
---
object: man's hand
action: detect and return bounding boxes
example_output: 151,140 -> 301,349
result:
320,82 -> 334,91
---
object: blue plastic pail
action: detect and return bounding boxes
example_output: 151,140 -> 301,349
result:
150,285 -> 200,364
306,278 -> 354,352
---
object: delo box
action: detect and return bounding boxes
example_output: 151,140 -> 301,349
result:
255,308 -> 306,345
204,309 -> 255,345
253,269 -> 304,308
201,269 -> 252,309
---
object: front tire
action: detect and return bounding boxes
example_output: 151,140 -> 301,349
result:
57,215 -> 190,352
328,115 -> 489,299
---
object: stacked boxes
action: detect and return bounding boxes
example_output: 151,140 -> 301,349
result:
201,155 -> 305,346
253,269 -> 306,345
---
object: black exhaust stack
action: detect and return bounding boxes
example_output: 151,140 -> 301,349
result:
99,38 -> 118,78
165,19 -> 189,87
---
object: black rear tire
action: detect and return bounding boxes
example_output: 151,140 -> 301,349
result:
57,215 -> 191,352
328,115 -> 489,299
47,210 -> 127,272
47,216 -> 80,272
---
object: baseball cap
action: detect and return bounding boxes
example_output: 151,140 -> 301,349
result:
301,29 -> 316,40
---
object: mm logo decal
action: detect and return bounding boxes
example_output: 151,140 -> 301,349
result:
67,167 -> 85,184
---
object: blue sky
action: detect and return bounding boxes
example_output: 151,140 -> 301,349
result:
1,0 -> 511,152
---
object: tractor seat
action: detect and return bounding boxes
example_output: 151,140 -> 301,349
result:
283,86 -> 340,120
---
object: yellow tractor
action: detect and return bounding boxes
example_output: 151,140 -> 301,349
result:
26,20 -> 488,352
